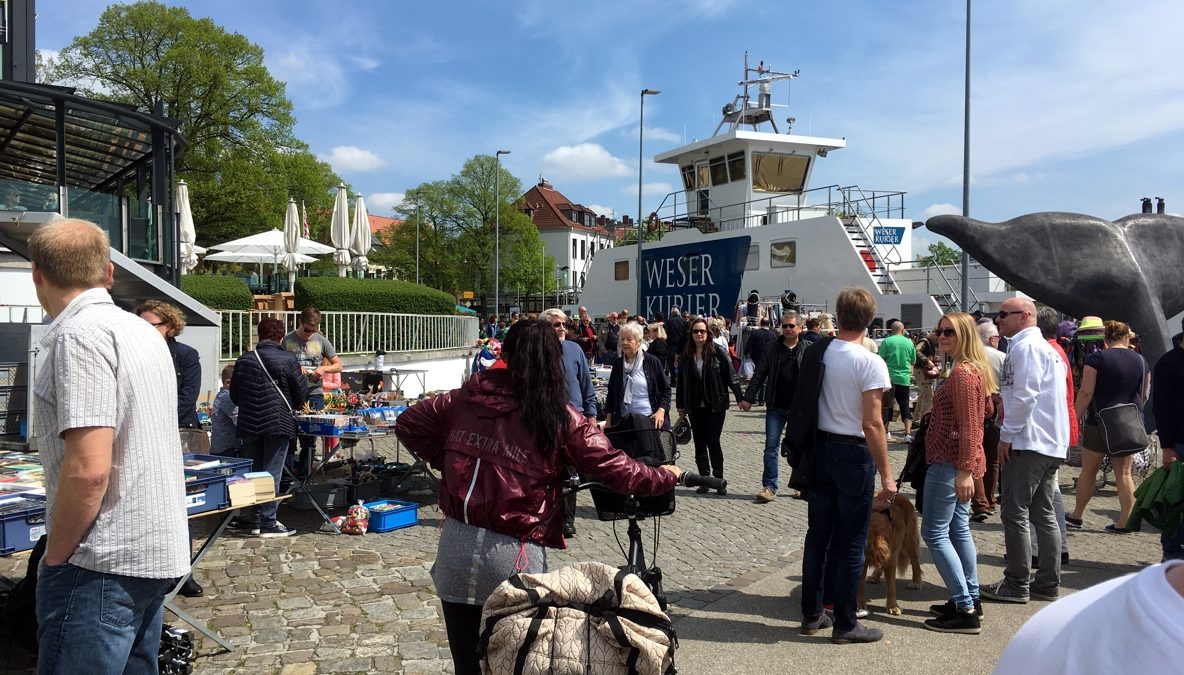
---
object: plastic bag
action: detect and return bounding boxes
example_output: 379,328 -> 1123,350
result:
341,501 -> 370,535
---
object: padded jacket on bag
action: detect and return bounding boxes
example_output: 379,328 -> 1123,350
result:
393,369 -> 677,548
229,341 -> 307,437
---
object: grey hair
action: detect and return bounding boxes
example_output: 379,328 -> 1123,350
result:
619,322 -> 644,342
541,308 -> 568,323
976,320 -> 999,345
1036,307 -> 1060,340
670,307 -> 682,317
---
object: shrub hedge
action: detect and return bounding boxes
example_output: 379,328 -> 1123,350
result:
294,277 -> 456,315
180,275 -> 252,310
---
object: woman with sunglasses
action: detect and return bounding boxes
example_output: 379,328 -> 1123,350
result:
922,312 -> 997,634
676,317 -> 745,494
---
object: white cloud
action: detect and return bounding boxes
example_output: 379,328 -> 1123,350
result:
918,203 -> 961,222
319,146 -> 387,173
586,204 -> 615,217
621,126 -> 681,144
542,144 -> 631,182
351,56 -> 381,71
367,192 -> 404,213
620,182 -> 675,198
269,45 -> 350,109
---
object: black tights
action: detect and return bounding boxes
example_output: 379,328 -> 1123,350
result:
441,600 -> 484,675
689,408 -> 727,478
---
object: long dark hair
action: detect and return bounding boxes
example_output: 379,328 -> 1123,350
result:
501,319 -> 570,455
683,317 -> 712,360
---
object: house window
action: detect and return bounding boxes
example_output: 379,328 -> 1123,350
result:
614,260 -> 629,281
580,239 -> 586,258
522,208 -> 533,219
572,240 -> 578,258
770,239 -> 796,268
727,151 -> 746,182
751,153 -> 810,193
709,156 -> 729,185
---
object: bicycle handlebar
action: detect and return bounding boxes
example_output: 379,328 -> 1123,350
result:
563,471 -> 726,495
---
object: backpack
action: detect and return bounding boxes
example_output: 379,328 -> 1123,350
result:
479,562 -> 676,675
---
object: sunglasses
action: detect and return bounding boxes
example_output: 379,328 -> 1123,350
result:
691,329 -> 708,334
937,328 -> 957,337
781,323 -> 797,329
551,322 -> 566,329
996,310 -> 1027,319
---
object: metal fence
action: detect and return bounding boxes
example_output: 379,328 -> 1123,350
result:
0,305 -> 47,323
220,310 -> 479,360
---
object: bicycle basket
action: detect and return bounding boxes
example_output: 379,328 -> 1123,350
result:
590,420 -> 677,521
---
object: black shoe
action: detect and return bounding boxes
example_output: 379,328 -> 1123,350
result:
1062,552 -> 1070,566
696,485 -> 710,495
830,622 -> 883,644
799,613 -> 834,636
716,486 -> 728,496
970,511 -> 989,523
929,598 -> 983,618
924,610 -> 981,634
563,523 -> 576,537
178,576 -> 204,598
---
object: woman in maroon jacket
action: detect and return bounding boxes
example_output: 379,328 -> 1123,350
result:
395,319 -> 681,675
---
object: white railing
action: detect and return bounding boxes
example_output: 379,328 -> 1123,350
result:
219,310 -> 479,360
0,305 -> 47,323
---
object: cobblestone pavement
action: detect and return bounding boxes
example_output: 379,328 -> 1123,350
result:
0,408 -> 1167,674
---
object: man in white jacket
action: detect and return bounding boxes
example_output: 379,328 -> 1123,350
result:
981,298 -> 1070,604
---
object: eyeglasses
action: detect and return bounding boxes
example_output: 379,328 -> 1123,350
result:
781,323 -> 797,329
691,329 -> 708,334
937,328 -> 957,338
299,324 -> 318,333
551,322 -> 566,330
996,310 -> 1027,319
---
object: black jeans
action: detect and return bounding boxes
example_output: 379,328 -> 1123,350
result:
290,393 -> 324,475
689,408 -> 727,478
441,600 -> 484,675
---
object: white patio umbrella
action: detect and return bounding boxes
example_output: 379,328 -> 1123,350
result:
211,228 -> 333,257
176,180 -> 199,274
350,194 -> 371,276
204,251 -> 317,265
329,183 -> 352,277
282,198 -> 302,290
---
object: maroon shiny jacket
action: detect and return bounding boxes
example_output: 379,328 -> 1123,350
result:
394,369 -> 677,548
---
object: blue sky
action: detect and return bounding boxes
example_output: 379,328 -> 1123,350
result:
37,1 -> 1184,251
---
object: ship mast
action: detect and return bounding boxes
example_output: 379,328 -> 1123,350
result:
713,52 -> 799,136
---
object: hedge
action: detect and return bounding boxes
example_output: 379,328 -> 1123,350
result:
294,277 -> 456,315
180,275 -> 252,311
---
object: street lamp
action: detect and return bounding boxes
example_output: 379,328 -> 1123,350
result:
959,0 -> 971,311
495,149 -> 511,317
637,88 -> 660,316
414,200 -> 421,285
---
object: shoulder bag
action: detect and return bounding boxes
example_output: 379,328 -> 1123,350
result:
1095,402 -> 1149,456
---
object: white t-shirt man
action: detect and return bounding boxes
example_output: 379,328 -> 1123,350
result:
817,338 -> 891,437
994,560 -> 1184,674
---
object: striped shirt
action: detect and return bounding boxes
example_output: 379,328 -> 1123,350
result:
32,288 -> 190,578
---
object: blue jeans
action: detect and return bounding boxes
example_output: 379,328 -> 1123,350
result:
921,462 -> 979,611
243,434 -> 291,527
801,436 -> 876,631
36,563 -> 173,675
762,408 -> 789,491
1164,445 -> 1184,559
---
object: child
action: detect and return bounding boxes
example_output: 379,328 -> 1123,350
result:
210,364 -> 241,456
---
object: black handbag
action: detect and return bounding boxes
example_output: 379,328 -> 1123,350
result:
673,414 -> 692,445
1095,402 -> 1149,456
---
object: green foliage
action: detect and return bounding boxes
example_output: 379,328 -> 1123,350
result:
47,1 -> 344,249
179,275 -> 252,310
917,241 -> 962,267
294,277 -> 455,316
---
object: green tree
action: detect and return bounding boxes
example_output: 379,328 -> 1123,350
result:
46,1 -> 343,247
916,241 -> 962,267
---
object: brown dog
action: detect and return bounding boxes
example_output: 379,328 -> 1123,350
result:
858,494 -> 923,615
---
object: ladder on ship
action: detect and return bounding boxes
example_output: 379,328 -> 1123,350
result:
837,186 -> 900,295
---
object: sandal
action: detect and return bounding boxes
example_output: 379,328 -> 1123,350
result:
1065,516 -> 1083,529
1104,524 -> 1132,535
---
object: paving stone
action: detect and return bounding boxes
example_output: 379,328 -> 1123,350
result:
398,640 -> 440,660
320,657 -> 373,672
278,664 -> 317,675
277,596 -> 314,610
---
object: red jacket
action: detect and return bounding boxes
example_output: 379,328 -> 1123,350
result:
394,369 -> 676,548
1049,339 -> 1080,446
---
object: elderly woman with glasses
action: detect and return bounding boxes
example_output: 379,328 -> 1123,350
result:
605,322 -> 671,430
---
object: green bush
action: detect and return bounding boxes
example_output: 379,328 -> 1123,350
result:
180,275 -> 252,310
294,277 -> 456,315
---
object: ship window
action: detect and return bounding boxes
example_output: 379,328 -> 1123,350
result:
614,260 -> 629,281
681,165 -> 696,190
770,239 -> 797,268
709,156 -> 729,185
727,152 -> 746,182
697,163 -> 711,189
744,243 -> 759,271
751,153 -> 810,193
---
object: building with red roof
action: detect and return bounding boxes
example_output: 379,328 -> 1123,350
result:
518,178 -> 629,292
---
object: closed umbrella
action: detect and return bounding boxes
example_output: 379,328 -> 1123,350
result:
350,194 -> 371,276
330,183 -> 352,277
177,180 -> 199,274
282,198 -> 302,290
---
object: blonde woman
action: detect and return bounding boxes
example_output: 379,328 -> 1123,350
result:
922,312 -> 997,634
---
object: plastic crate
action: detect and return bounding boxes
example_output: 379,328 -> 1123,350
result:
0,363 -> 28,388
0,387 -> 26,413
184,470 -> 228,516
0,494 -> 46,555
182,454 -> 252,478
291,479 -> 350,511
363,499 -> 418,533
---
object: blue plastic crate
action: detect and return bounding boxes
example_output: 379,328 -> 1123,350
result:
184,470 -> 229,516
0,493 -> 46,555
363,499 -> 418,533
183,454 -> 252,478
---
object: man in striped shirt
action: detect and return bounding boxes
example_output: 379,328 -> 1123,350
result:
29,219 -> 190,673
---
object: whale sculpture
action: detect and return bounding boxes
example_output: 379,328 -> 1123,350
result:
926,212 -> 1184,367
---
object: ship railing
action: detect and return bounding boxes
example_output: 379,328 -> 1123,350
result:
917,261 -> 986,313
0,305 -> 47,323
219,310 -> 479,361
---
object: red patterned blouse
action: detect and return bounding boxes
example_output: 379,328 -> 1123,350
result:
925,363 -> 988,478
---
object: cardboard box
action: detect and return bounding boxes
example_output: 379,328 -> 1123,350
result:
243,471 -> 276,500
225,477 -> 256,507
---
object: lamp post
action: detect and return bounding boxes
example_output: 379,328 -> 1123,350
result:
637,88 -> 660,316
495,149 -> 511,317
960,0 -> 971,311
414,200 -> 421,285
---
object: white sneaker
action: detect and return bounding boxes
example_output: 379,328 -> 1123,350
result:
903,434 -> 914,444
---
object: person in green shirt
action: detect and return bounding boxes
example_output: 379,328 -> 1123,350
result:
879,320 -> 917,442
